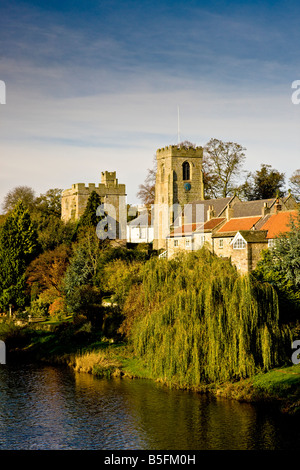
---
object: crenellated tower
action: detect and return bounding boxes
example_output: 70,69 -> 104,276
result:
153,144 -> 204,251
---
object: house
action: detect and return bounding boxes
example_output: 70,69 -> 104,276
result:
166,196 -> 239,258
166,193 -> 299,274
127,211 -> 154,244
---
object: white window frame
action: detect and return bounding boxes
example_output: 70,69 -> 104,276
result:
233,238 -> 246,250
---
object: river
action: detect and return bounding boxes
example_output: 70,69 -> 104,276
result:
0,363 -> 299,450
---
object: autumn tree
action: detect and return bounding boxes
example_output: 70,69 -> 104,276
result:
242,164 -> 285,201
2,186 -> 36,213
137,157 -> 156,207
26,244 -> 70,297
289,169 -> 300,201
203,138 -> 246,198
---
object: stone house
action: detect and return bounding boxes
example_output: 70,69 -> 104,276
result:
166,193 -> 298,273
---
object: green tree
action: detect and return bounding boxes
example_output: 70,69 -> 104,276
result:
203,138 -> 246,198
34,188 -> 63,217
63,227 -> 103,324
78,191 -> 102,228
0,202 -> 39,310
242,164 -> 285,201
253,210 -> 300,321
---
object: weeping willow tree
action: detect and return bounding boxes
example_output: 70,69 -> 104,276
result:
130,249 -> 291,387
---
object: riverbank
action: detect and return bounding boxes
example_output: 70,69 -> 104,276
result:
3,320 -> 300,416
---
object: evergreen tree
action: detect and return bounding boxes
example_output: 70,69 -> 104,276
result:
0,202 -> 39,310
78,191 -> 102,227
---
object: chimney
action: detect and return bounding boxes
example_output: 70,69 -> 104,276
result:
262,202 -> 270,217
226,204 -> 234,221
207,205 -> 215,221
274,198 -> 282,213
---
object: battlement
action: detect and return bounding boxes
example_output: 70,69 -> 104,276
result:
61,170 -> 126,225
156,145 -> 203,159
101,171 -> 118,185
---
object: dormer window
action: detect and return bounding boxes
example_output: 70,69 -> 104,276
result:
233,238 -> 246,249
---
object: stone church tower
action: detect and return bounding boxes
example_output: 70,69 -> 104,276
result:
153,144 -> 204,251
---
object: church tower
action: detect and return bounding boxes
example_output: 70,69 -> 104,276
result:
153,144 -> 204,251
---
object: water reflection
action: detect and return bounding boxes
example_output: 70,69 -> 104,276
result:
0,364 -> 299,450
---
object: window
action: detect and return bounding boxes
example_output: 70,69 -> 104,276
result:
182,161 -> 190,181
200,235 -> 205,246
139,228 -> 146,239
185,239 -> 190,247
174,239 -> 178,247
268,239 -> 275,248
161,164 -> 165,183
219,239 -> 223,249
233,238 -> 246,249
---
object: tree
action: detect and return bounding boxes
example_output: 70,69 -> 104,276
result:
34,188 -> 63,217
242,164 -> 285,201
78,191 -> 102,228
253,210 -> 300,322
289,169 -> 300,201
203,138 -> 246,198
137,157 -> 156,207
2,186 -> 36,213
0,202 -> 38,310
26,244 -> 70,297
63,228 -> 103,325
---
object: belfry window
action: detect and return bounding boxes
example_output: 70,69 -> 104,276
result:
182,161 -> 190,181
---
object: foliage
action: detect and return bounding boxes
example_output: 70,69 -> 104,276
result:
137,156 -> 156,207
242,164 -> 285,200
203,138 -> 246,198
2,186 -> 36,213
26,244 -> 70,297
78,191 -> 102,228
129,250 -> 291,387
64,227 -> 102,294
66,284 -> 103,326
34,188 -> 63,218
252,211 -> 300,321
48,297 -> 67,319
0,202 -> 39,309
289,169 -> 300,202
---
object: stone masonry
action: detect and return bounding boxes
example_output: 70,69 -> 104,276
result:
153,145 -> 205,251
61,171 -> 127,238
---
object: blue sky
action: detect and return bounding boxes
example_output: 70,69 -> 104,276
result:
0,0 -> 300,210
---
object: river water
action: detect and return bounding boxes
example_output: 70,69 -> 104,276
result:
0,363 -> 299,450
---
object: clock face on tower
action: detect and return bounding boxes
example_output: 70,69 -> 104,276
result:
184,182 -> 191,192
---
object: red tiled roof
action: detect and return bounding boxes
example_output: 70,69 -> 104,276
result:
259,210 -> 298,239
216,216 -> 261,233
203,217 -> 225,230
170,223 -> 202,237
